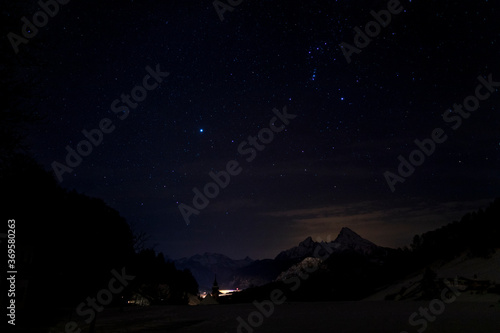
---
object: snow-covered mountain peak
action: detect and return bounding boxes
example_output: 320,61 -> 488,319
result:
275,227 -> 380,261
332,227 -> 378,255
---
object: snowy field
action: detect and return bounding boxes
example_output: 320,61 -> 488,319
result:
55,300 -> 500,333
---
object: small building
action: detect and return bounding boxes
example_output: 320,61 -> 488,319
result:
127,293 -> 150,306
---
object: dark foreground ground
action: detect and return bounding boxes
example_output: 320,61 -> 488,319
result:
50,300 -> 500,333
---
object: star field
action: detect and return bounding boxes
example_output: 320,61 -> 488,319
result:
6,0 -> 500,259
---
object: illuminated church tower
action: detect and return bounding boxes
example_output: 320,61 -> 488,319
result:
211,275 -> 220,300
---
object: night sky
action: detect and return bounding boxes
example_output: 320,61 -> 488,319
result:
7,0 -> 500,260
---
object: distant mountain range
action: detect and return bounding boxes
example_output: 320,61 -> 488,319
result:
175,199 -> 500,302
174,253 -> 253,291
175,227 -> 384,291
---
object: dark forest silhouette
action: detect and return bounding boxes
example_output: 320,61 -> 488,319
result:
1,134 -> 200,332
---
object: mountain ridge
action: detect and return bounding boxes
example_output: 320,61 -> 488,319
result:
275,227 -> 381,261
175,227 -> 380,290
